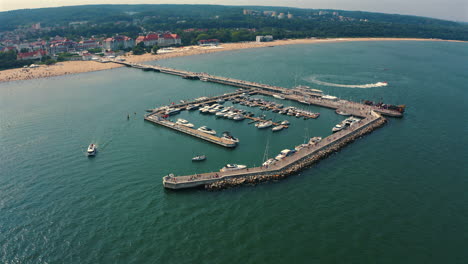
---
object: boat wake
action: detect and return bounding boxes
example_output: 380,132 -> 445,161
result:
305,76 -> 388,88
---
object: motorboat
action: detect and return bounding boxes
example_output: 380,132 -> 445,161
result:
197,126 -> 216,135
216,99 -> 225,104
335,109 -> 351,116
332,124 -> 344,133
176,118 -> 194,128
186,104 -> 199,111
220,164 -> 247,172
221,132 -> 240,143
192,155 -> 206,161
165,108 -> 181,115
309,137 -> 322,144
281,120 -> 290,125
272,125 -> 285,132
87,144 -> 97,156
262,158 -> 276,167
255,120 -> 273,129
232,114 -> 245,121
273,94 -> 285,100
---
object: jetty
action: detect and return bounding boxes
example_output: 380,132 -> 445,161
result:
110,60 -> 403,118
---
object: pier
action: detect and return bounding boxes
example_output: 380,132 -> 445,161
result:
111,60 -> 404,118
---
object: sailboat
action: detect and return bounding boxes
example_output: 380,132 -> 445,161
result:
262,138 -> 275,167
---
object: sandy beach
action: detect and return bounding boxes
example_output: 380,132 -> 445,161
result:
0,37 -> 465,83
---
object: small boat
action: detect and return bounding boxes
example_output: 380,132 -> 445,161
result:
309,137 -> 322,144
216,99 -> 225,104
272,125 -> 284,132
176,119 -> 194,128
87,144 -> 97,156
221,132 -> 240,143
255,120 -> 273,129
165,108 -> 181,115
273,94 -> 285,100
332,124 -> 344,133
262,158 -> 276,167
186,104 -> 199,111
192,155 -> 206,161
220,164 -> 247,172
232,114 -> 245,121
197,126 -> 216,135
281,120 -> 290,125
336,109 -> 351,116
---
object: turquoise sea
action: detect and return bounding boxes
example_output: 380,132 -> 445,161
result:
0,41 -> 467,263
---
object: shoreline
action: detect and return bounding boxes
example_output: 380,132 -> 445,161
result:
0,37 -> 465,83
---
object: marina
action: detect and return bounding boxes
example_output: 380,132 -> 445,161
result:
104,60 -> 405,189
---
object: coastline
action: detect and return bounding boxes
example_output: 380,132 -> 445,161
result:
0,37 -> 465,83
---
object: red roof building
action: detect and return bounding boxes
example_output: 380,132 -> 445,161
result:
135,32 -> 181,47
17,49 -> 47,60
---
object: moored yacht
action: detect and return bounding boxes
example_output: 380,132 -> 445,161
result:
165,108 -> 181,115
220,164 -> 247,172
255,120 -> 273,129
221,132 -> 240,143
197,126 -> 216,135
273,94 -> 285,100
272,125 -> 285,132
176,118 -> 194,128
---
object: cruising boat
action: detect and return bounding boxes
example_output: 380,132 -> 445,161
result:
176,119 -> 194,128
197,126 -> 216,135
273,94 -> 285,100
220,164 -> 247,172
335,109 -> 351,116
192,155 -> 206,161
87,144 -> 97,156
256,120 -> 273,129
309,137 -> 322,144
221,132 -> 240,143
186,104 -> 199,111
332,124 -> 344,133
165,108 -> 181,115
232,114 -> 245,121
262,158 -> 276,167
272,125 -> 285,132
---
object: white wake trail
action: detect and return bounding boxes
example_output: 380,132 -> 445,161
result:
307,76 -> 388,88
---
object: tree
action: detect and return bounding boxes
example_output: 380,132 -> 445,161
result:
151,45 -> 160,54
20,48 -> 30,53
132,42 -> 146,55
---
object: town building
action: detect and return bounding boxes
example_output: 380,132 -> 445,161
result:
103,35 -> 134,51
135,33 -> 181,47
256,35 -> 274,42
198,39 -> 220,46
76,38 -> 100,51
17,49 -> 47,60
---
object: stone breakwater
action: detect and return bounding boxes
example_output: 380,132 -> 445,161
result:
205,117 -> 387,190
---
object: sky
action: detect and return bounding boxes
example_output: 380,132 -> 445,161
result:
0,0 -> 467,22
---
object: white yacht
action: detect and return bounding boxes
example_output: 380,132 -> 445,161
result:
255,120 -> 273,129
176,119 -> 194,128
221,132 -> 240,143
233,114 -> 245,121
87,144 -> 97,156
272,125 -> 285,132
280,120 -> 290,125
220,164 -> 247,172
262,158 -> 276,167
197,126 -> 216,135
273,94 -> 285,100
332,124 -> 344,133
165,108 -> 181,115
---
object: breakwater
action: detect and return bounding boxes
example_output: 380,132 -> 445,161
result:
205,116 -> 387,190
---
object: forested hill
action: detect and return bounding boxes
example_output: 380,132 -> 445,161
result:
1,4 -> 467,41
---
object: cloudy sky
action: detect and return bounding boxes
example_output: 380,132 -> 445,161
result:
1,0 -> 467,22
